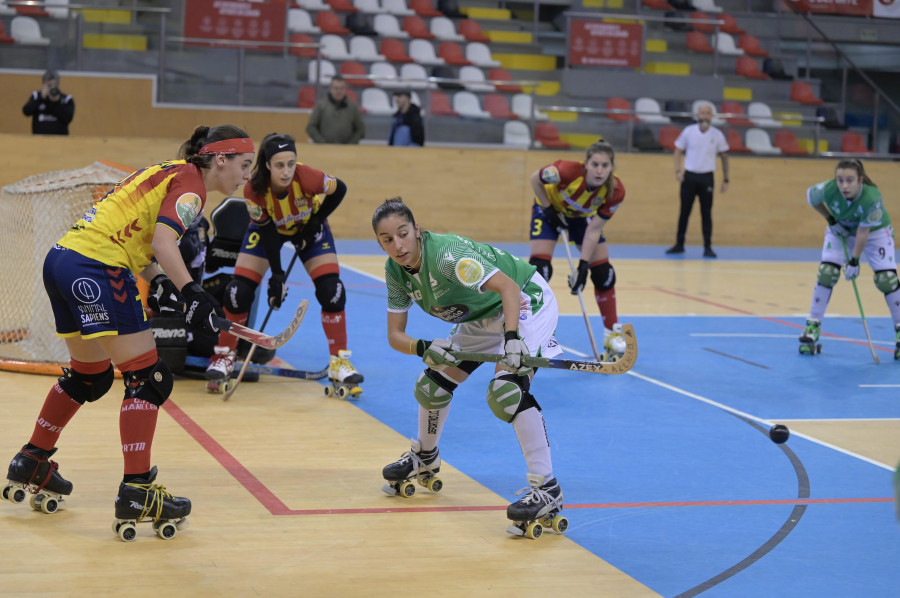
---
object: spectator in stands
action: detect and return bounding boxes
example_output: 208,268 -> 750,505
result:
388,90 -> 425,147
306,76 -> 366,145
22,69 -> 75,136
666,102 -> 730,258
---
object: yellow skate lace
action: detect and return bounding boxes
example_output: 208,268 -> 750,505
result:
126,481 -> 175,523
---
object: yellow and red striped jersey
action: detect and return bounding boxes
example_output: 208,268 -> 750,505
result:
243,163 -> 336,237
58,160 -> 206,273
538,160 -> 626,219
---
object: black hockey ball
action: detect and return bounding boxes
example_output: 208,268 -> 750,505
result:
769,424 -> 790,444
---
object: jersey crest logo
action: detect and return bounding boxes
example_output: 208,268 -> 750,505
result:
541,166 -> 561,184
175,193 -> 202,229
455,258 -> 484,285
247,202 -> 264,221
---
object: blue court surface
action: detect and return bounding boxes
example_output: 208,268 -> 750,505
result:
263,242 -> 900,598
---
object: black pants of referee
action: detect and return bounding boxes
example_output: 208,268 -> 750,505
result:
674,170 -> 715,248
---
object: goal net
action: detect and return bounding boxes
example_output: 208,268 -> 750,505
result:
0,161 -> 132,372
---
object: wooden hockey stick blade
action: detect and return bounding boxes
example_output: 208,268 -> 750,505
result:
453,323 -> 637,374
212,299 -> 308,349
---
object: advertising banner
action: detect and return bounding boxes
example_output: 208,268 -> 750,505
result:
568,20 -> 643,69
184,0 -> 286,52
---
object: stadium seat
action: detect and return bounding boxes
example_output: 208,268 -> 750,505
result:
430,16 -> 464,41
686,31 -> 713,54
402,15 -> 435,38
360,87 -> 395,115
353,0 -> 385,12
14,3 -> 49,16
438,41 -> 471,65
720,101 -> 753,126
320,34 -> 354,60
774,130 -> 808,155
692,0 -> 723,13
690,12 -> 716,34
429,90 -> 459,116
726,128 -> 752,153
465,42 -> 500,67
297,86 -> 317,108
431,65 -> 462,90
298,0 -> 330,10
288,9 -> 321,34
747,102 -> 781,127
736,56 -> 768,79
458,19 -> 490,43
745,128 -> 782,154
381,38 -> 414,62
370,61 -> 403,87
535,123 -> 571,149
713,32 -> 744,56
659,126 -> 681,151
10,16 -> 50,45
453,91 -> 492,118
459,65 -> 492,92
374,14 -> 409,37
409,39 -> 445,65
841,132 -> 873,154
0,1 -> 15,16
382,0 -> 415,14
635,97 -> 671,123
0,20 -> 15,43
328,0 -> 359,11
483,93 -> 516,119
340,61 -> 374,87
317,11 -> 351,34
488,68 -> 522,93
511,94 -> 550,121
308,59 -> 337,84
399,63 -> 432,88
410,0 -> 442,17
349,36 -> 386,61
606,97 -> 635,122
45,0 -> 70,19
719,14 -> 744,35
763,58 -> 793,80
503,121 -> 531,148
289,34 -> 318,58
642,0 -> 674,9
790,81 -> 824,105
738,34 -> 768,57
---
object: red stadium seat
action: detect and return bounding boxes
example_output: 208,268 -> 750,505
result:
429,90 -> 459,116
380,39 -> 414,63
297,86 -> 317,108
438,41 -> 472,65
726,129 -> 752,153
841,132 -> 873,154
289,33 -> 318,58
0,21 -> 14,43
483,93 -> 516,119
736,56 -> 768,80
15,4 -> 49,17
410,0 -> 442,17
690,12 -> 715,34
738,34 -> 768,57
327,0 -> 358,11
402,15 -> 435,39
659,126 -> 681,151
773,130 -> 808,155
316,11 -> 350,34
458,19 -> 490,43
685,31 -> 713,54
487,68 -> 522,93
790,81 -> 824,105
535,123 -> 571,149
719,14 -> 745,35
643,0 -> 674,9
339,61 -> 375,87
606,97 -> 635,122
719,101 -> 753,126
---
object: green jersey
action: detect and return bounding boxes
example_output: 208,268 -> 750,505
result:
807,180 -> 890,233
385,231 -> 544,324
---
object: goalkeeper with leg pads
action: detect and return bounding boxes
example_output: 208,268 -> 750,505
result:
3,125 -> 255,539
373,198 -> 567,539
799,158 -> 900,359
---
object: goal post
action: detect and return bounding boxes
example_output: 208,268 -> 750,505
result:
0,161 -> 133,373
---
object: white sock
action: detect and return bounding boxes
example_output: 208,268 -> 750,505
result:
885,288 -> 900,326
809,284 -> 832,322
512,407 -> 552,478
418,405 -> 449,452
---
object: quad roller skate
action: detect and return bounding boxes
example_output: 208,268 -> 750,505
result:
603,323 -> 626,362
894,324 -> 900,361
381,439 -> 442,497
325,350 -> 363,399
205,346 -> 235,394
112,466 -> 191,542
798,319 -> 822,355
506,473 -> 567,540
3,446 -> 72,514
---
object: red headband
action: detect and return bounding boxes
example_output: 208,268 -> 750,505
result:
198,138 -> 255,155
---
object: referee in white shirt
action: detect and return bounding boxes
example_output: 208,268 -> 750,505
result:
665,102 -> 729,258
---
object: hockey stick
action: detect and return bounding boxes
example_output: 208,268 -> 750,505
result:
224,251 -> 301,401
559,228 -> 604,361
211,298 -> 307,351
452,323 -> 637,375
839,236 -> 880,364
185,356 -> 329,380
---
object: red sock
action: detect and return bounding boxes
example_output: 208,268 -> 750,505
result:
28,358 -> 109,450
594,288 -> 618,331
217,308 -> 248,352
322,310 -> 347,355
118,350 -> 161,475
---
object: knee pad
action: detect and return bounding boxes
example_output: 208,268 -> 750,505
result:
590,261 -> 616,292
223,275 -> 258,314
486,373 -> 534,423
874,269 -> 900,294
122,359 -> 173,407
314,273 -> 345,313
529,257 -> 553,282
817,262 -> 841,288
57,364 -> 115,405
413,368 -> 456,410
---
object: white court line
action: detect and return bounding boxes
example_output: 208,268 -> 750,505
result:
691,332 -> 895,346
860,384 -> 900,388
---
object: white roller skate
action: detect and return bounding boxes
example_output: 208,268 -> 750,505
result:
326,349 -> 363,399
506,473 -> 567,540
381,439 -> 442,497
3,446 -> 72,514
799,319 -> 822,355
112,466 -> 191,542
894,324 -> 900,361
205,346 -> 235,393
603,323 -> 627,361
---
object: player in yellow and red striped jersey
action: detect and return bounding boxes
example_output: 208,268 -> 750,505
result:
4,125 -> 254,538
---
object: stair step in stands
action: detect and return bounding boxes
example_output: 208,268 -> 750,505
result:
644,62 -> 690,75
494,53 -> 557,70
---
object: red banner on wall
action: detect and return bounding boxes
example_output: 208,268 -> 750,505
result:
184,0 -> 286,52
787,0 -> 873,16
568,20 -> 643,68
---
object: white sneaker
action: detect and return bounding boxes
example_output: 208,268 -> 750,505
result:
603,324 -> 626,356
329,349 -> 364,384
205,346 -> 235,381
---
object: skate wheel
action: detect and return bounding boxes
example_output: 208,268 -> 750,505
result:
41,497 -> 59,514
1,485 -> 9,501
206,380 -> 222,394
525,521 -> 543,540
337,385 -> 349,399
324,385 -> 334,397
551,515 -> 568,534
29,494 -> 41,511
9,487 -> 26,504
817,344 -> 822,354
221,379 -> 234,394
349,386 -> 363,398
155,521 -> 178,540
399,481 -> 416,498
426,477 -> 443,493
175,518 -> 190,532
118,522 -> 137,542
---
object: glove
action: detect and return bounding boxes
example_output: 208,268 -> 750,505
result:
826,215 -> 850,237
181,282 -> 224,336
148,274 -> 184,313
297,216 -> 323,251
844,257 -> 860,281
568,259 -> 589,295
267,270 -> 287,309
422,338 -> 462,371
542,206 -> 567,232
499,330 -> 531,374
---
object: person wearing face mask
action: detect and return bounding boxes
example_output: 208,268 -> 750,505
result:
798,159 -> 900,359
666,102 -> 729,258
22,69 -> 75,135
